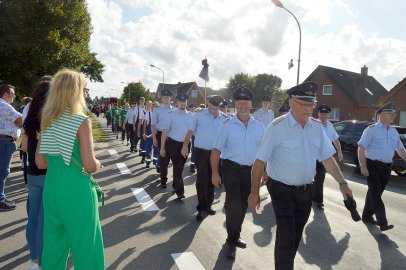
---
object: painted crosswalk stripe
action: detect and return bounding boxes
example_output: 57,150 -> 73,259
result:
131,188 -> 159,211
171,252 -> 205,270
108,149 -> 119,157
116,162 -> 131,174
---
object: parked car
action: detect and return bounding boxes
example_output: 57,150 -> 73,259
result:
333,120 -> 406,176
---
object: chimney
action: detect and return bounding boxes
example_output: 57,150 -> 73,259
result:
361,65 -> 368,77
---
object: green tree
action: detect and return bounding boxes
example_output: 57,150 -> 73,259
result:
0,0 -> 104,97
121,82 -> 154,104
226,72 -> 284,107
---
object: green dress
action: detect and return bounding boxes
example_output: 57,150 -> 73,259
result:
40,110 -> 104,270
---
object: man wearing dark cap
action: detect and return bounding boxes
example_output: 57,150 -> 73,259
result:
248,81 -> 354,270
313,104 -> 344,210
151,89 -> 174,182
160,93 -> 194,199
358,102 -> 406,231
253,95 -> 275,127
219,99 -> 231,117
278,99 -> 290,115
182,95 -> 228,220
211,87 -> 265,259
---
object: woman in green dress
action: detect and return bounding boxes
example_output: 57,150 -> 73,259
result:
35,68 -> 104,269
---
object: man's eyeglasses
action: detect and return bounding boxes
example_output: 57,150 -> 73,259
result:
292,99 -> 316,109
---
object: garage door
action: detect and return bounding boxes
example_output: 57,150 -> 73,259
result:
400,111 -> 406,127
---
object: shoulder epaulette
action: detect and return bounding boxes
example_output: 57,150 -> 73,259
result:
271,116 -> 285,126
310,117 -> 321,123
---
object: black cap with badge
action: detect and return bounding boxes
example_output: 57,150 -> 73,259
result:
376,102 -> 396,115
176,92 -> 188,102
279,99 -> 290,113
262,95 -> 271,102
233,86 -> 254,101
161,89 -> 173,97
208,95 -> 224,106
287,81 -> 318,103
317,104 -> 331,113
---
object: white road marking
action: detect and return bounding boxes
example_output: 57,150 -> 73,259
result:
108,149 -> 119,157
131,188 -> 159,211
171,252 -> 205,270
116,162 -> 131,174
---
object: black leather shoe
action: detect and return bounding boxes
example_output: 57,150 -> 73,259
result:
316,203 -> 324,210
177,195 -> 185,200
235,238 -> 247,249
205,208 -> 216,215
158,183 -> 167,189
0,200 -> 16,212
196,211 -> 204,221
4,198 -> 15,205
380,224 -> 394,232
156,167 -> 161,173
362,216 -> 379,225
226,244 -> 236,260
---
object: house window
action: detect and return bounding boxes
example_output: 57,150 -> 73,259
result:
157,91 -> 161,98
329,108 -> 340,121
191,90 -> 198,99
323,85 -> 333,95
172,90 -> 177,97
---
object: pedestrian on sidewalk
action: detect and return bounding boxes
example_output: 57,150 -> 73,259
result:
182,95 -> 227,221
151,89 -> 174,184
0,84 -> 22,211
35,68 -> 104,269
211,87 -> 265,259
23,79 -> 50,270
248,81 -> 353,270
358,102 -> 406,231
161,93 -> 194,200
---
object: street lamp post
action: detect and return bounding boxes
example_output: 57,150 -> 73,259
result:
150,64 -> 165,91
272,0 -> 301,85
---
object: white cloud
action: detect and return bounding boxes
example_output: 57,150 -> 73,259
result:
85,0 -> 406,99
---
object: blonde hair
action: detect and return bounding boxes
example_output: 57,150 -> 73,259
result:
41,68 -> 87,130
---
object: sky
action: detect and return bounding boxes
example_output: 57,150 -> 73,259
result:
85,0 -> 406,99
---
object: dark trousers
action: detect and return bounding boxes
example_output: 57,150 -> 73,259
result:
167,138 -> 187,196
158,131 -> 170,184
194,147 -> 214,212
139,123 -> 146,158
127,123 -> 136,150
133,120 -> 141,150
362,159 -> 391,225
222,159 -> 252,244
313,161 -> 326,204
267,179 -> 313,270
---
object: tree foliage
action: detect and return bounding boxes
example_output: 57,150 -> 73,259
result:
0,0 -> 104,97
226,73 -> 284,107
121,82 -> 155,104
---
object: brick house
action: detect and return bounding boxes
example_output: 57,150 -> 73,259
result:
305,65 -> 388,122
377,77 -> 406,126
154,82 -> 236,111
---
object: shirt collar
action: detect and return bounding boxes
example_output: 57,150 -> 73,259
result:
287,112 -> 313,127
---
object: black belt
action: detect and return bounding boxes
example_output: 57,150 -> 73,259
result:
367,158 -> 392,168
168,137 -> 183,144
223,159 -> 252,169
270,178 -> 312,191
0,134 -> 14,140
194,147 -> 211,153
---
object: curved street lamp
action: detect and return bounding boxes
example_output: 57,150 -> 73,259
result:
150,64 -> 165,90
272,0 -> 301,85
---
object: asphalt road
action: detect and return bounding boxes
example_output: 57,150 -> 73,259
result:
1,117 -> 406,270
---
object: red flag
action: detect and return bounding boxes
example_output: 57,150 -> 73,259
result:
199,58 -> 209,82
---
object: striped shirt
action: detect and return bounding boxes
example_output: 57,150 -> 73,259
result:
40,109 -> 87,166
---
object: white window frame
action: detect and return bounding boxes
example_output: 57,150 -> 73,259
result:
157,91 -> 161,98
329,108 -> 340,121
323,85 -> 333,95
172,90 -> 177,97
191,90 -> 198,99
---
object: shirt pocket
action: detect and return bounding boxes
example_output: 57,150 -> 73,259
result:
282,139 -> 301,161
310,138 -> 321,157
